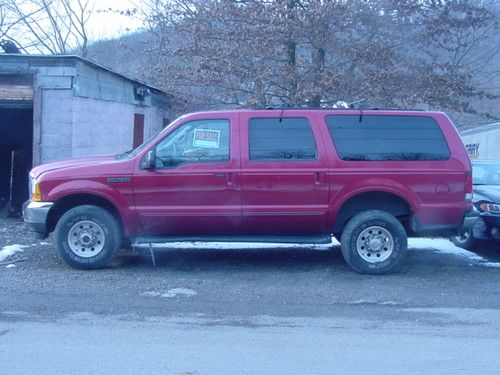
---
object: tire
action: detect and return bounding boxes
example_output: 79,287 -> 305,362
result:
450,229 -> 478,250
54,205 -> 121,269
340,210 -> 407,274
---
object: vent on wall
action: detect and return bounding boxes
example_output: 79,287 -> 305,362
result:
134,85 -> 151,101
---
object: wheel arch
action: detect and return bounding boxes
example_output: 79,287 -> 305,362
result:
46,193 -> 124,235
333,191 -> 412,234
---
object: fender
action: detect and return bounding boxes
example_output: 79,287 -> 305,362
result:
328,178 -> 418,230
44,179 -> 139,236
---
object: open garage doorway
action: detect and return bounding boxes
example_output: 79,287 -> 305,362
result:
0,108 -> 33,211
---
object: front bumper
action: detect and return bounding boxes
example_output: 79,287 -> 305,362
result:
471,213 -> 500,241
462,209 -> 480,230
22,200 -> 54,235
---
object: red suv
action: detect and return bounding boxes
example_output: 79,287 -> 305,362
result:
23,109 -> 475,274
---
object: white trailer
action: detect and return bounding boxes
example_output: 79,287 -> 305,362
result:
461,122 -> 500,161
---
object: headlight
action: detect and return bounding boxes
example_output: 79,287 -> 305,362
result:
479,203 -> 500,212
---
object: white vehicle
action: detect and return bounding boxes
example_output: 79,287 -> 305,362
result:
461,122 -> 500,161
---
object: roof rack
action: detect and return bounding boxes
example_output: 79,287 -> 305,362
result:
259,106 -> 426,111
260,98 -> 424,111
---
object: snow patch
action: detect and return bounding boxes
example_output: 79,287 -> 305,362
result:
0,244 -> 28,262
409,238 -> 500,268
140,291 -> 162,297
409,238 -> 485,261
349,300 -> 400,306
140,288 -> 198,298
161,288 -> 197,298
146,239 -> 338,251
6,264 -> 15,268
483,262 -> 500,269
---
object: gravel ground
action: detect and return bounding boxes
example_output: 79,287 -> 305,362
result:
1,213 -> 500,374
1,212 -> 500,317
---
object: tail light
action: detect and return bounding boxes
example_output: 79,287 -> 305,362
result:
465,172 -> 473,202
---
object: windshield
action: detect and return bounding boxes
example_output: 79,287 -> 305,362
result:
117,116 -> 184,160
472,163 -> 500,185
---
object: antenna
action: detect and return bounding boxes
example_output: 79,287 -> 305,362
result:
348,99 -> 368,109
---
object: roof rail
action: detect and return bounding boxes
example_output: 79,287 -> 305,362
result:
257,106 -> 426,111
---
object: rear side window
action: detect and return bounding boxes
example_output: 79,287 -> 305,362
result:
249,117 -> 317,161
326,115 -> 450,161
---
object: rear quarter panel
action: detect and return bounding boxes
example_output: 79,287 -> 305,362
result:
314,111 -> 471,232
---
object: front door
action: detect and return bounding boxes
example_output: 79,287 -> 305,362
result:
133,113 -> 241,236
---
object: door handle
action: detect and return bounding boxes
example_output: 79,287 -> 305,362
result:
314,172 -> 323,185
227,172 -> 238,187
212,172 -> 238,187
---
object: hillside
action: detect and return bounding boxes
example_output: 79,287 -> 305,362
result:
86,20 -> 500,130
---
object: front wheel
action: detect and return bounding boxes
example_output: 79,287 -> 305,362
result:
54,205 -> 121,269
450,229 -> 478,250
340,210 -> 407,274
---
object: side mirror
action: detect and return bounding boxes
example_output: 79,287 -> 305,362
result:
140,150 -> 155,170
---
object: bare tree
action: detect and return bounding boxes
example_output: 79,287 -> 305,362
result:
0,1 -> 26,50
138,0 -> 498,119
2,0 -> 93,56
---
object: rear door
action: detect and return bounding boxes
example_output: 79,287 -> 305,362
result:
239,111 -> 330,235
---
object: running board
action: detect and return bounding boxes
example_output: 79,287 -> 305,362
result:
133,235 -> 334,245
131,235 -> 336,267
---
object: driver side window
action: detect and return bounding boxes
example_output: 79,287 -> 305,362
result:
154,119 -> 230,168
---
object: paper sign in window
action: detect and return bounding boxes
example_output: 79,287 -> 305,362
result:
193,129 -> 220,148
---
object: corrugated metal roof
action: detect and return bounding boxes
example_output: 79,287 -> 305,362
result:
0,53 -> 167,95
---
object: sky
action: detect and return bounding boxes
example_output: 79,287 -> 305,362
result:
85,0 -> 145,41
2,0 -> 146,51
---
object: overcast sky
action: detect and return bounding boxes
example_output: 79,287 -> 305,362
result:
87,0 -> 144,41
3,0 -> 146,47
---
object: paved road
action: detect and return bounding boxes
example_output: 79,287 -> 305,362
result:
1,216 -> 500,374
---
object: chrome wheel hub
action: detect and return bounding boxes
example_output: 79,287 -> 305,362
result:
454,230 -> 470,244
67,220 -> 105,258
356,226 -> 394,263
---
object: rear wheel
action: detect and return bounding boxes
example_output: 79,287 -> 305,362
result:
54,205 -> 121,269
340,210 -> 407,274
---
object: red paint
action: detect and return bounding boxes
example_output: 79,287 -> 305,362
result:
33,109 -> 472,237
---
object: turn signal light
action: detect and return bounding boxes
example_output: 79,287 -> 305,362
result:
32,183 -> 42,201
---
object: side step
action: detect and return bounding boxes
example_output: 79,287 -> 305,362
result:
131,235 -> 337,267
134,235 -> 334,245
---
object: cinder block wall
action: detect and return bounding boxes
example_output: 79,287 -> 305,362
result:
71,97 -> 165,157
41,94 -> 167,162
29,57 -> 171,164
40,89 -> 74,163
0,55 -> 171,165
72,96 -> 134,157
